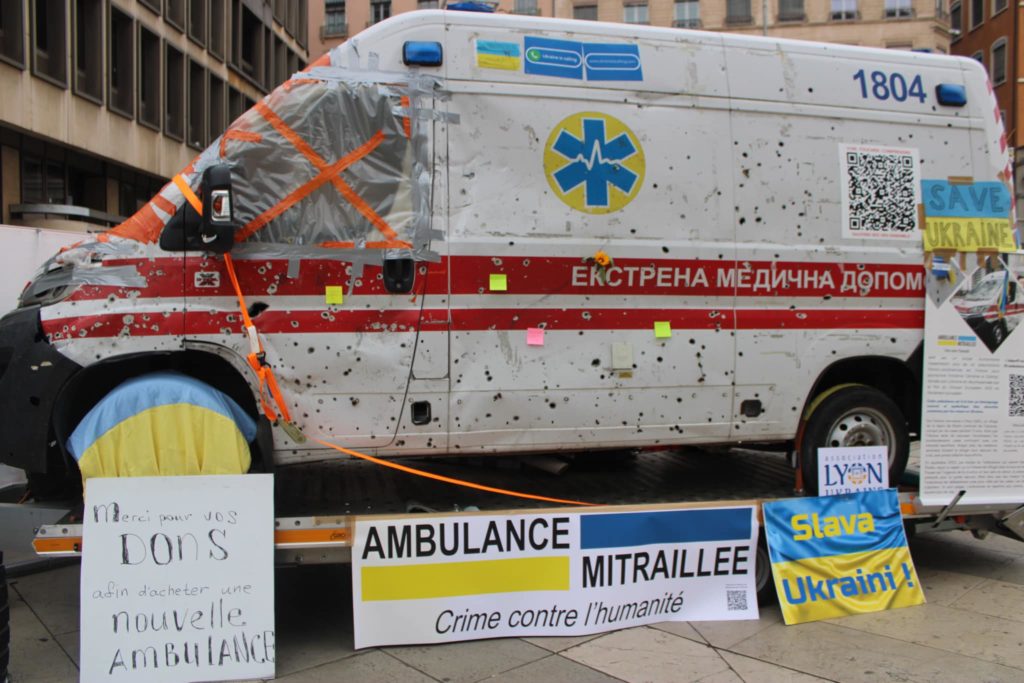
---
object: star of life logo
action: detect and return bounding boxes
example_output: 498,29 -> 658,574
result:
543,112 -> 645,214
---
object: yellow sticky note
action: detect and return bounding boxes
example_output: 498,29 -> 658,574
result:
325,286 -> 344,305
654,321 -> 672,339
489,273 -> 508,292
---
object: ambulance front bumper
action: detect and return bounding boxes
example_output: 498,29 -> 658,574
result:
0,306 -> 80,473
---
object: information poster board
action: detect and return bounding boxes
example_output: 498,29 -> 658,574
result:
80,475 -> 275,683
352,506 -> 759,648
763,489 -> 924,625
919,178 -> 1024,505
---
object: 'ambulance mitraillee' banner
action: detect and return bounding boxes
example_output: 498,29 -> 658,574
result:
764,489 -> 924,625
352,506 -> 759,648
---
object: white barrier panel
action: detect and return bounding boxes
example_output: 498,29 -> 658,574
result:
0,223 -> 86,314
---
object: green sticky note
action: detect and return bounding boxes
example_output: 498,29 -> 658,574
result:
489,273 -> 508,292
325,285 -> 344,305
654,321 -> 672,339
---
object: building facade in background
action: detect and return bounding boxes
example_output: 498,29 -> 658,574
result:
309,1 -> 953,59
947,0 -> 1020,201
0,1 -> 308,233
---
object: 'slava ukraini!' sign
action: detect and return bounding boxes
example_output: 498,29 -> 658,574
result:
764,489 -> 924,625
80,475 -> 275,682
352,506 -> 759,647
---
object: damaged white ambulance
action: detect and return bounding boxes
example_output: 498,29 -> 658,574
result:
0,9 -> 1009,495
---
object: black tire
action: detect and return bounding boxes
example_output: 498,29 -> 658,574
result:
799,385 -> 909,496
1,551 -> 9,683
992,320 -> 1008,347
754,536 -> 777,607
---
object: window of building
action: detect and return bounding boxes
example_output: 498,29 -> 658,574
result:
623,2 -> 648,23
935,0 -> 946,17
209,0 -> 225,60
165,43 -> 185,141
574,5 -> 598,20
137,26 -> 160,129
108,6 -> 134,118
371,1 -> 391,24
673,0 -> 700,27
885,0 -> 913,17
0,3 -> 25,68
32,0 -> 68,87
971,50 -> 984,64
950,1 -> 962,37
22,152 -> 65,204
514,0 -> 540,14
188,60 -> 206,149
66,152 -> 107,211
233,3 -> 264,84
418,0 -> 440,8
273,0 -> 285,24
297,1 -> 307,48
262,30 -> 272,89
73,0 -> 103,103
779,0 -> 804,21
991,37 -> 1007,85
970,0 -> 983,28
324,0 -> 346,38
166,0 -> 185,31
209,73 -> 226,138
726,0 -> 752,24
288,49 -> 299,75
139,0 -> 162,15
831,0 -> 857,20
274,36 -> 286,86
993,0 -> 1007,15
189,0 -> 206,46
228,86 -> 244,124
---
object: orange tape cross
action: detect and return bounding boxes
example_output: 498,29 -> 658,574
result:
244,100 -> 406,246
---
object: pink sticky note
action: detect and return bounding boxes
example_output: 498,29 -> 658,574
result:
526,327 -> 545,346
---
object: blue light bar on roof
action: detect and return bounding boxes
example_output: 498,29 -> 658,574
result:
936,83 -> 967,107
448,2 -> 497,12
403,41 -> 443,67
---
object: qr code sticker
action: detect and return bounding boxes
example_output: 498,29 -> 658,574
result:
840,144 -> 921,240
1010,374 -> 1024,417
726,589 -> 748,611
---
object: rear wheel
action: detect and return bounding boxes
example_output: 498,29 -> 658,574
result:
799,385 -> 909,496
754,536 -> 776,606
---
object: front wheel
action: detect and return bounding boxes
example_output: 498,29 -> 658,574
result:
799,385 -> 909,496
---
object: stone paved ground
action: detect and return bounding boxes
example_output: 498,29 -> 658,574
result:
7,528 -> 1024,682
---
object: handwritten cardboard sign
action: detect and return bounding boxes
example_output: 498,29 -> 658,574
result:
80,475 -> 275,682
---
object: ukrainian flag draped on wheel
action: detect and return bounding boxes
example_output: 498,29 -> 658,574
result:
763,489 -> 925,625
67,372 -> 256,481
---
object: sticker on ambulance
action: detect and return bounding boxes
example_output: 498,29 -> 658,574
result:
524,37 -> 643,82
544,112 -> 645,214
476,40 -> 521,71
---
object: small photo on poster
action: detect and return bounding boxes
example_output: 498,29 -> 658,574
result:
926,255 -> 965,308
950,255 -> 1024,353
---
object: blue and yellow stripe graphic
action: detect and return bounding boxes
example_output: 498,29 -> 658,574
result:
476,40 -> 521,70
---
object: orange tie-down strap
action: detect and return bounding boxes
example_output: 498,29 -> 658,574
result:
309,436 -> 595,507
246,100 -> 401,244
222,251 -> 293,425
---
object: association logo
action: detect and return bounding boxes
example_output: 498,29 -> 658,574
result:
544,112 -> 645,215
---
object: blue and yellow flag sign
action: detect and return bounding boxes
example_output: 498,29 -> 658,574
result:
921,180 -> 1015,252
763,489 -> 924,625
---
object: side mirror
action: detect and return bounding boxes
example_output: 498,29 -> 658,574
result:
158,164 -> 237,254
199,164 -> 236,254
